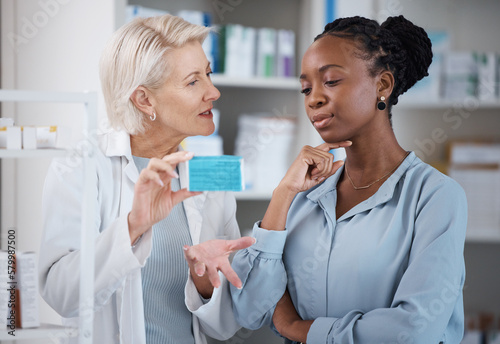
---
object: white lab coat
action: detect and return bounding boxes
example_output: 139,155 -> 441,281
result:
38,129 -> 241,344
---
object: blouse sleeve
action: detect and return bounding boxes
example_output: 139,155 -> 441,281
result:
230,222 -> 288,330
307,177 -> 467,344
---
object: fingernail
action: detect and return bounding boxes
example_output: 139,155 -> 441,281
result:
252,238 -> 257,244
183,245 -> 189,251
157,178 -> 164,187
185,151 -> 194,157
171,171 -> 179,179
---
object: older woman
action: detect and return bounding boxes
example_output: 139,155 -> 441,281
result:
39,14 -> 253,344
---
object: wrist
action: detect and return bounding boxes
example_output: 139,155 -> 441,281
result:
273,183 -> 297,204
127,212 -> 149,245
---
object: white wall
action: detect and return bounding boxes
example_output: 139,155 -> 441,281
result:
1,0 -> 118,325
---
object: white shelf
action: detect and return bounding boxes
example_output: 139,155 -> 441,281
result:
397,97 -> 500,109
0,149 -> 68,159
234,191 -> 273,201
0,89 -> 96,103
211,74 -> 300,90
0,89 -> 97,344
465,231 -> 500,244
0,323 -> 77,340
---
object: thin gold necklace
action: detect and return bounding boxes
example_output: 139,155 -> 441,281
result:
345,151 -> 410,190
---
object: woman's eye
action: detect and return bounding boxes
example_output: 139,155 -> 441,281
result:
206,71 -> 213,78
188,80 -> 198,86
325,80 -> 340,86
300,88 -> 311,95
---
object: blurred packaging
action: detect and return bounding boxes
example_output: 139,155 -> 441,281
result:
0,117 -> 15,148
125,5 -> 168,22
22,125 -> 71,149
476,52 -> 499,100
442,51 -> 478,99
276,29 -> 296,77
447,141 -> 500,240
235,113 -> 296,191
256,28 -> 277,77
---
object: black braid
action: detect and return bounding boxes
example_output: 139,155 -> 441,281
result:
315,16 -> 433,119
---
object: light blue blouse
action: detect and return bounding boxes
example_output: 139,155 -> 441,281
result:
231,152 -> 467,344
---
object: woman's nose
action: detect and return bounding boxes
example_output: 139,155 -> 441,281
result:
205,83 -> 221,102
308,87 -> 327,108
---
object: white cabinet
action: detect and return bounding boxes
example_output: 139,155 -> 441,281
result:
0,90 -> 97,344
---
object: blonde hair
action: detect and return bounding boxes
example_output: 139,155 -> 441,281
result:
99,14 -> 210,134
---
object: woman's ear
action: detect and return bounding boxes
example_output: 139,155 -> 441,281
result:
130,86 -> 154,115
377,70 -> 395,99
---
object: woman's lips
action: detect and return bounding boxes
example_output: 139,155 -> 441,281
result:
199,110 -> 213,118
312,114 -> 334,129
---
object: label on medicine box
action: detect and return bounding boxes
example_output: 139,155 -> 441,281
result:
186,156 -> 245,192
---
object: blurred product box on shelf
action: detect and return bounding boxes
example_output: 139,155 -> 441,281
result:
0,251 -> 9,328
449,141 -> 500,165
276,29 -> 296,78
220,24 -> 256,78
125,5 -> 168,22
0,117 -> 15,148
442,51 -> 479,100
256,28 -> 277,77
6,126 -> 22,149
447,141 -> 500,240
182,136 -> 223,156
235,114 -> 296,191
22,126 -> 71,149
124,7 -> 296,79
477,52 -> 499,100
464,313 -> 500,344
15,251 -> 40,328
0,117 -> 14,127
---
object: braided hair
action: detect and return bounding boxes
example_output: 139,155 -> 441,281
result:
315,16 -> 432,118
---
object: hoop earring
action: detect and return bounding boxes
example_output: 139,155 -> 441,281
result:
377,96 -> 387,111
149,112 -> 156,121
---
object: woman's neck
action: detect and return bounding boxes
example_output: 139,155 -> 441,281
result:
344,124 -> 407,179
130,125 -> 185,159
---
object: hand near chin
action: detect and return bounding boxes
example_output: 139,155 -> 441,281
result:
280,141 -> 351,193
128,151 -> 200,244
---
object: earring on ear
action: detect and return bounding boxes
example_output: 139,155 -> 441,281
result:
150,112 -> 156,121
377,96 -> 387,111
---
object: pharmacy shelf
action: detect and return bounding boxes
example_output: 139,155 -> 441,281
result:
0,89 -> 97,344
0,323 -> 77,341
234,190 -> 273,201
397,97 -> 500,110
0,149 -> 67,159
466,231 -> 500,244
211,74 -> 300,90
